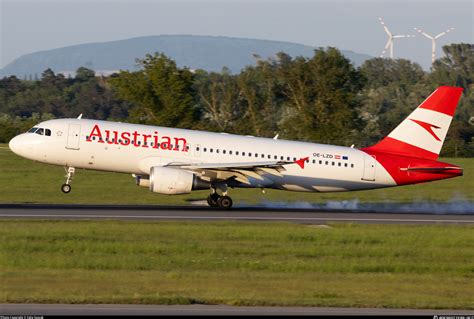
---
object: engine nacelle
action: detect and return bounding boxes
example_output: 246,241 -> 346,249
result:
149,166 -> 209,195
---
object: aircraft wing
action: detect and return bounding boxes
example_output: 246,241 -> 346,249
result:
165,160 -> 302,184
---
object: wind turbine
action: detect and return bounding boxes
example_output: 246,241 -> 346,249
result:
379,17 -> 415,59
414,27 -> 455,64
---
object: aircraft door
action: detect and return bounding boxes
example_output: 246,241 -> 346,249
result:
362,154 -> 376,181
66,124 -> 81,150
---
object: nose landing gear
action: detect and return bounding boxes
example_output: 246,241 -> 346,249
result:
206,183 -> 233,209
61,167 -> 75,193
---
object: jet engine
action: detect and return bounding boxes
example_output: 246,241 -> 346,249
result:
149,166 -> 209,195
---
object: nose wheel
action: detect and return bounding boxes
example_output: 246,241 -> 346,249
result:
61,167 -> 75,194
61,184 -> 72,193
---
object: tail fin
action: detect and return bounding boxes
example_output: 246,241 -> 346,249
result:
364,86 -> 463,160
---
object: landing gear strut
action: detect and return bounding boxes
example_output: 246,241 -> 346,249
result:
207,184 -> 233,209
61,167 -> 75,194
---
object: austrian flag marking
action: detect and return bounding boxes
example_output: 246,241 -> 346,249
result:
86,124 -> 188,152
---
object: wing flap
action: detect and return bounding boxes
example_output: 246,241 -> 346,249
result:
165,160 -> 294,184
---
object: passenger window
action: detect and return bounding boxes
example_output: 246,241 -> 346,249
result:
325,161 -> 328,165
332,162 -> 335,166
242,152 -> 245,156
287,157 -> 290,161
344,163 -> 348,167
338,162 -> 341,167
196,146 -> 200,151
204,148 -> 207,152
210,148 -> 213,153
312,159 -> 315,164
216,149 -> 219,154
223,150 -> 226,154
351,164 -> 354,168
281,156 -> 284,160
229,151 -> 233,155
319,160 -> 322,165
274,155 -> 277,160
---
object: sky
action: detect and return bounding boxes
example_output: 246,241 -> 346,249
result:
0,0 -> 473,70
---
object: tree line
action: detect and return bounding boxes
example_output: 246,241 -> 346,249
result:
1,43 -> 472,156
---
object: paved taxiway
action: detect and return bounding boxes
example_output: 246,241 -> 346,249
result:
2,304 -> 473,315
0,204 -> 473,224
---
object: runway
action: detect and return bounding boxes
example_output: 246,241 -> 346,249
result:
1,303 -> 473,316
0,203 -> 473,224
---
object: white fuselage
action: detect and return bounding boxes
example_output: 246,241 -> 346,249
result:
9,119 -> 396,192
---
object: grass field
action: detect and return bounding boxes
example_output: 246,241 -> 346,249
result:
1,221 -> 473,308
0,144 -> 473,205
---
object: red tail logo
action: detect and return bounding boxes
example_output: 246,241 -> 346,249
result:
410,119 -> 441,141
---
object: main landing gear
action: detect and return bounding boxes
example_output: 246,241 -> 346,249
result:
207,184 -> 233,209
61,167 -> 75,194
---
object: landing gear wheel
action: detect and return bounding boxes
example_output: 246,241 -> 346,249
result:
61,184 -> 71,193
217,196 -> 233,210
207,193 -> 220,207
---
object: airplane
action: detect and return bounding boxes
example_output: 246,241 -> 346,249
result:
8,86 -> 464,209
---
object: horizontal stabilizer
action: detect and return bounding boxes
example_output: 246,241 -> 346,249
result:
400,166 -> 463,174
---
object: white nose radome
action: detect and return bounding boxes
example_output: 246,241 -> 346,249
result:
8,134 -> 34,158
8,135 -> 21,155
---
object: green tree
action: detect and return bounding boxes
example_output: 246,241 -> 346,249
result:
193,68 -> 240,132
358,58 -> 427,146
278,48 -> 363,145
430,44 -> 474,156
110,53 -> 196,128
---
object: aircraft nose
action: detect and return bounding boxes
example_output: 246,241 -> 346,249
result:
8,134 -> 33,157
8,135 -> 21,155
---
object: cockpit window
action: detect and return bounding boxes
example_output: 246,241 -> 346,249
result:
28,127 -> 38,133
35,128 -> 44,135
45,129 -> 51,136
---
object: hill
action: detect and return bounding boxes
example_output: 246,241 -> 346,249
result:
0,35 -> 372,77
